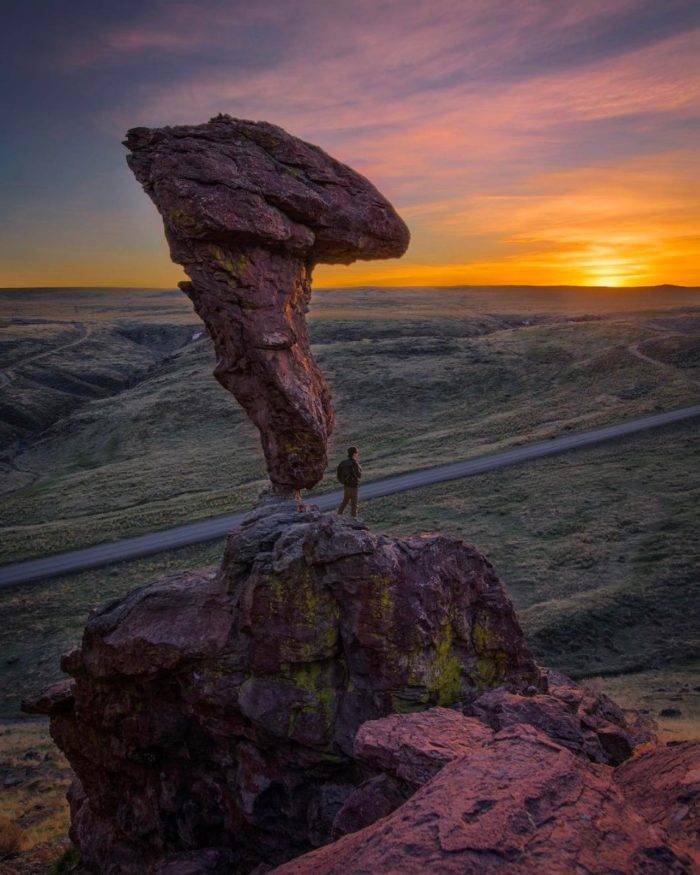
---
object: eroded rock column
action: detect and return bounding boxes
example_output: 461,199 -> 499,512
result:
177,243 -> 331,491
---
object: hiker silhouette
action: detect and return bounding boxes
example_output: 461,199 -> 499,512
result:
336,446 -> 362,517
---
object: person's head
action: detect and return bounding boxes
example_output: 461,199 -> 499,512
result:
347,446 -> 359,460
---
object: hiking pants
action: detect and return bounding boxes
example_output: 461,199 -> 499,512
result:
338,486 -> 359,517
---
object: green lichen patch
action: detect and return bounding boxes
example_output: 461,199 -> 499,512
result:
207,245 -> 249,280
426,620 -> 463,705
283,660 -> 339,740
261,568 -> 339,665
469,649 -> 510,689
469,609 -> 513,689
368,574 -> 395,627
168,208 -> 205,236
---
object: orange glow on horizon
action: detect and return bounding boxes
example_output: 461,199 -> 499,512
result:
2,157 -> 697,290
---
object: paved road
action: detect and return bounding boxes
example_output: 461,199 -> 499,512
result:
1,403 -> 698,589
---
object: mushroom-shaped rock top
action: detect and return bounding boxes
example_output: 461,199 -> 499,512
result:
124,115 -> 410,265
124,117 -> 409,493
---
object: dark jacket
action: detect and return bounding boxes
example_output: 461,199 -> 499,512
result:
337,458 -> 362,488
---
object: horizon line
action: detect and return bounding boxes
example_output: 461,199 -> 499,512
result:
1,283 -> 698,292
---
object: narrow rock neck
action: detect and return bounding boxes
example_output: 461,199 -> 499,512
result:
176,242 -> 334,491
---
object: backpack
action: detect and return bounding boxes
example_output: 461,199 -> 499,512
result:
337,459 -> 353,486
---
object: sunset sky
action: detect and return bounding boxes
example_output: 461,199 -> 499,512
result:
1,0 -> 699,288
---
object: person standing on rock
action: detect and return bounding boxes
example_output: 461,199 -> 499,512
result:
337,447 -> 362,517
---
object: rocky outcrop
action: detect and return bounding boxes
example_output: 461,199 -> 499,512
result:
26,504 -> 699,872
353,707 -> 492,788
28,505 -> 538,872
325,684 -> 662,847
615,742 -> 700,864
275,723 -> 696,874
124,117 -> 409,493
465,669 -> 654,766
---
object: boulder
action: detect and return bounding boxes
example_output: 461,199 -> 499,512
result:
465,669 -> 651,765
273,725 -> 693,874
615,741 -> 700,864
124,117 -> 409,492
352,707 -> 493,787
21,677 -> 74,716
328,707 -> 494,839
33,506 -> 539,872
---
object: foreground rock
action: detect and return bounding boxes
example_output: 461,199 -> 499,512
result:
615,742 -> 700,864
275,724 -> 696,874
328,694 -> 664,848
466,669 -> 654,766
29,507 -> 538,872
124,117 -> 409,493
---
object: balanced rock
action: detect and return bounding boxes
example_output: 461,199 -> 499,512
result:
30,506 -> 538,872
124,117 -> 409,493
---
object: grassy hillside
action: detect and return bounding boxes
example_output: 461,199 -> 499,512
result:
0,322 -> 194,447
1,287 -> 698,563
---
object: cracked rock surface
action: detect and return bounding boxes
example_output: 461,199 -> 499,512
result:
275,723 -> 697,874
124,116 -> 409,491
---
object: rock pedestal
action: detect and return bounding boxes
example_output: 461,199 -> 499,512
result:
29,506 -> 539,872
25,506 -> 699,872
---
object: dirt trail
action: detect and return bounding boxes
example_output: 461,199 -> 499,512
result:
0,322 -> 90,388
626,324 -> 699,384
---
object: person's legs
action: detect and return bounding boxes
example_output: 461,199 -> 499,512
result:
337,487 -> 350,514
349,487 -> 358,517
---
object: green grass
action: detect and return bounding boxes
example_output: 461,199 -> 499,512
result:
360,419 -> 699,680
0,719 -> 71,869
0,423 -> 696,735
1,287 -> 698,563
0,321 -> 194,448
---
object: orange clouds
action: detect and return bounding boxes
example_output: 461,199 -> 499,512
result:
318,152 -> 700,287
119,18 -> 700,289
2,0 -> 698,288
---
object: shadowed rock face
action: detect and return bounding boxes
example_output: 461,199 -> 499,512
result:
124,116 -> 409,491
27,507 -> 539,872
